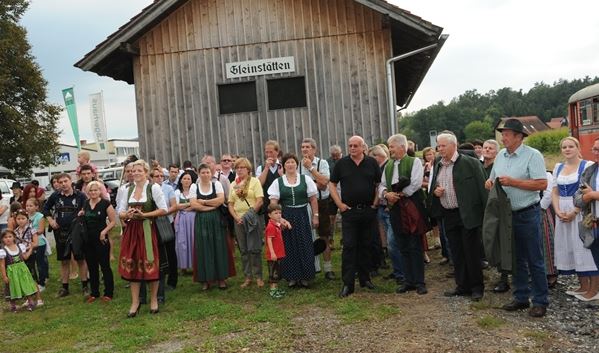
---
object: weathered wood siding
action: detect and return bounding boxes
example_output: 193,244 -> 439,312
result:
133,0 -> 392,165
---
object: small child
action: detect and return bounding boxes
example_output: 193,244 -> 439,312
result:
265,204 -> 286,299
26,199 -> 49,291
1,229 -> 38,312
76,151 -> 98,176
14,209 -> 44,306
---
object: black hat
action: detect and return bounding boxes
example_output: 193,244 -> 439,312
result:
10,182 -> 22,190
496,118 -> 528,137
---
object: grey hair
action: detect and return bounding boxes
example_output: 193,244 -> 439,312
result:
437,133 -> 457,145
483,139 -> 500,151
302,137 -> 317,150
329,145 -> 342,154
387,133 -> 408,148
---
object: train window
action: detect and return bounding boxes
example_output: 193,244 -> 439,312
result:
581,99 -> 592,125
594,98 -> 599,123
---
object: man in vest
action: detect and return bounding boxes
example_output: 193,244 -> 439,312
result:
299,137 -> 335,280
429,133 -> 487,301
256,140 -> 284,221
380,134 -> 428,295
43,173 -> 89,298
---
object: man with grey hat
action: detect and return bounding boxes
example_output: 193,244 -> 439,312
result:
485,118 -> 549,317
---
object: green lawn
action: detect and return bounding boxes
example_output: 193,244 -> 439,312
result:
3,229 -> 402,353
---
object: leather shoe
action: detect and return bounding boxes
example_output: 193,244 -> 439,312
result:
416,286 -> 428,295
443,289 -> 471,297
396,285 -> 416,293
471,292 -> 484,301
492,282 -> 510,293
528,306 -> 547,317
338,285 -> 354,298
324,271 -> 336,280
360,281 -> 375,290
502,300 -> 530,311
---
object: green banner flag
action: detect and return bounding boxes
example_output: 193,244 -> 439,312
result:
62,87 -> 80,150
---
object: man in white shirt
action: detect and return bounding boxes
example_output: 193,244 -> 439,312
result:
299,138 -> 335,280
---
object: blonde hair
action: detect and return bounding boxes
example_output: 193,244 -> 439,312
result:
234,158 -> 252,171
78,151 -> 90,161
129,159 -> 150,174
264,140 -> 280,152
560,136 -> 582,158
422,147 -> 435,162
86,180 -> 103,193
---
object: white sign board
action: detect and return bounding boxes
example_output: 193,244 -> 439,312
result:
225,57 -> 295,79
89,92 -> 108,152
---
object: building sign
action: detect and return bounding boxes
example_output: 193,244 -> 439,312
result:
226,57 -> 295,79
56,153 -> 70,164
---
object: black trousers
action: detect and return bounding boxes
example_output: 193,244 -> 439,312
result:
396,232 -> 425,288
442,208 -> 484,294
164,236 -> 178,288
340,207 -> 377,287
84,240 -> 114,298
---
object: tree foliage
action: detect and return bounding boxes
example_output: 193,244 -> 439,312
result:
399,77 -> 599,147
0,0 -> 61,177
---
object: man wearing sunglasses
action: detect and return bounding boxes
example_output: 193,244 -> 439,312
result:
330,135 -> 381,298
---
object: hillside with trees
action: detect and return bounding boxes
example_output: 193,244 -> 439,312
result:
399,76 -> 599,147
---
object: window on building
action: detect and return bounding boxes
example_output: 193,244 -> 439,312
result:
267,77 -> 307,110
218,81 -> 258,114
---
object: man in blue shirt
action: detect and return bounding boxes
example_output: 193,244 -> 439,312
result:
486,119 -> 549,317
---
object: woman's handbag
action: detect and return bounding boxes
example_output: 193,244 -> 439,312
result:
155,216 -> 175,244
579,210 -> 598,249
69,217 -> 87,259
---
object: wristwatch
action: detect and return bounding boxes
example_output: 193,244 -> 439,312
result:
313,213 -> 319,217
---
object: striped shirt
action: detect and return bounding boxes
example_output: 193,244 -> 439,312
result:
489,143 -> 547,211
437,151 -> 459,209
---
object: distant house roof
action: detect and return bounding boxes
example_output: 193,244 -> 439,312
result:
547,117 -> 565,129
74,0 -> 445,108
495,116 -> 550,136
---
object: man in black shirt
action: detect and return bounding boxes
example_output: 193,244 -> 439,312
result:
43,173 -> 88,298
330,135 -> 382,297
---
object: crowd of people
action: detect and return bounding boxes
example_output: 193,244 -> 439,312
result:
2,119 -> 599,319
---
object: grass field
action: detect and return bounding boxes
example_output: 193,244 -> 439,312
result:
2,227 -> 406,353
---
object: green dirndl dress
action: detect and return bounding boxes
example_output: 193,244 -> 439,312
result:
2,245 -> 38,300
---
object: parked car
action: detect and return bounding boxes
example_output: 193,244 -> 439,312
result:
0,179 -> 15,201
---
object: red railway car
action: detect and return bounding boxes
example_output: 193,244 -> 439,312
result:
569,83 -> 599,160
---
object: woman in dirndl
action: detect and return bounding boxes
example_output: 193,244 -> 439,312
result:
551,137 -> 598,299
117,160 -> 167,317
174,171 -> 197,272
191,164 -> 230,290
268,153 -> 319,288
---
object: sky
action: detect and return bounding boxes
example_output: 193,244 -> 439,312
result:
20,0 -> 599,145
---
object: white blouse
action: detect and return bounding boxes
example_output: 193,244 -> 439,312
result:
0,244 -> 27,259
197,181 -> 224,196
267,175 -> 318,200
174,184 -> 198,204
116,181 -> 168,213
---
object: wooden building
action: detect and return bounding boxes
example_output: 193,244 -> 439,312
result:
76,0 -> 445,165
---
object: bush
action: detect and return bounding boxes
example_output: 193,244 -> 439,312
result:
525,128 -> 569,154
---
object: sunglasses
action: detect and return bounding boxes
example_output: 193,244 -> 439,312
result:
221,159 -> 232,162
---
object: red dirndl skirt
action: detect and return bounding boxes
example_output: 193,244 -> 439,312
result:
119,219 -> 160,281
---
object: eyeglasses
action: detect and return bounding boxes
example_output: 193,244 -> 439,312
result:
592,148 -> 599,153
348,144 -> 361,148
221,159 -> 232,162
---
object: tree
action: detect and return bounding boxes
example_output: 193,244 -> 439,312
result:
0,0 -> 61,177
464,120 -> 493,142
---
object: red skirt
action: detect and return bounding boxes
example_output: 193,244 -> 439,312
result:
119,219 -> 160,281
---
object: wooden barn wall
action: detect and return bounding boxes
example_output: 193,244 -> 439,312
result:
133,0 -> 392,165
